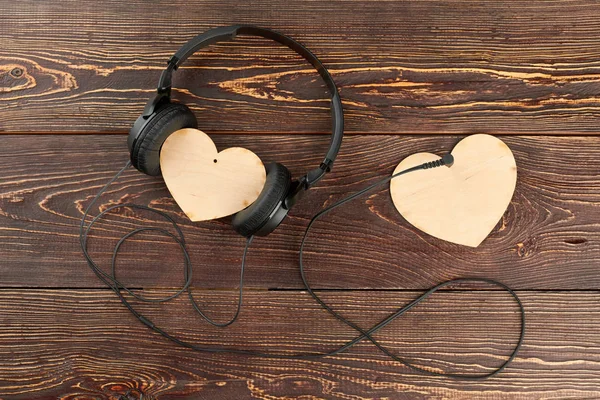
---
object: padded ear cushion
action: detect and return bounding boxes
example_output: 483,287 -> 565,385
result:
232,163 -> 291,237
133,103 -> 198,176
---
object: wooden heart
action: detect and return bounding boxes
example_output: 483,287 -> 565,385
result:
160,128 -> 266,221
390,134 -> 517,247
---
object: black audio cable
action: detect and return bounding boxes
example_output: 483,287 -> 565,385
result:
80,154 -> 524,380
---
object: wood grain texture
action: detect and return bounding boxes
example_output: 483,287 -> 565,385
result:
0,134 -> 598,290
1,289 -> 597,399
3,0 -> 600,134
2,1 -> 599,397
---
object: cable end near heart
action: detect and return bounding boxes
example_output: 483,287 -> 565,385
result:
442,153 -> 454,167
420,153 -> 454,170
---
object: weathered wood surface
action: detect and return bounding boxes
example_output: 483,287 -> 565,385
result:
2,1 -> 600,398
3,0 -> 600,134
1,289 -> 598,399
0,134 -> 597,289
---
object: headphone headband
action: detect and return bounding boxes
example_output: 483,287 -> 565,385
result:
155,25 -> 344,191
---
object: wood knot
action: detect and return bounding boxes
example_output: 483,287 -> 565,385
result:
0,57 -> 76,96
10,67 -> 23,78
515,237 -> 538,258
564,237 -> 588,246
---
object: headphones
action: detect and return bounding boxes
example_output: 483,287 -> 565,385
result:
128,25 -> 344,237
85,26 -> 524,377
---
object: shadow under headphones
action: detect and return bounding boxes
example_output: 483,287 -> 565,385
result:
127,25 -> 344,238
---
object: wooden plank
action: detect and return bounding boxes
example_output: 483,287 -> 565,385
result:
0,134 -> 598,290
0,289 -> 596,399
3,1 -> 600,134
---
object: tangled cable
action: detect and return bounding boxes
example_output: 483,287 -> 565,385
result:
80,160 -> 525,380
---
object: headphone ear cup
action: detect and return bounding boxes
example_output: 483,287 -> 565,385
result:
133,103 -> 198,176
232,163 -> 291,237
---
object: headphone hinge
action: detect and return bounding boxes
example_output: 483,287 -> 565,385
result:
304,158 -> 333,187
157,60 -> 178,95
321,158 -> 334,172
167,56 -> 180,70
285,178 -> 307,209
141,92 -> 170,117
157,86 -> 172,96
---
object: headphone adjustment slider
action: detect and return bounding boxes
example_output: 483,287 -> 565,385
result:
167,56 -> 180,70
303,158 -> 333,188
157,61 -> 178,95
321,158 -> 334,172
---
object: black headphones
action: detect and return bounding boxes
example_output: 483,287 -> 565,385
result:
88,26 -> 525,375
128,25 -> 344,237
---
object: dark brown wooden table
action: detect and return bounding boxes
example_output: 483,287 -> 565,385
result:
1,1 -> 600,398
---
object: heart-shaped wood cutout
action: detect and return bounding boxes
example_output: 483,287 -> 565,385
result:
160,128 -> 266,221
390,134 -> 517,247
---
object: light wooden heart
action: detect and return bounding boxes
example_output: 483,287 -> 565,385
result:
390,134 -> 517,247
160,128 -> 266,221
